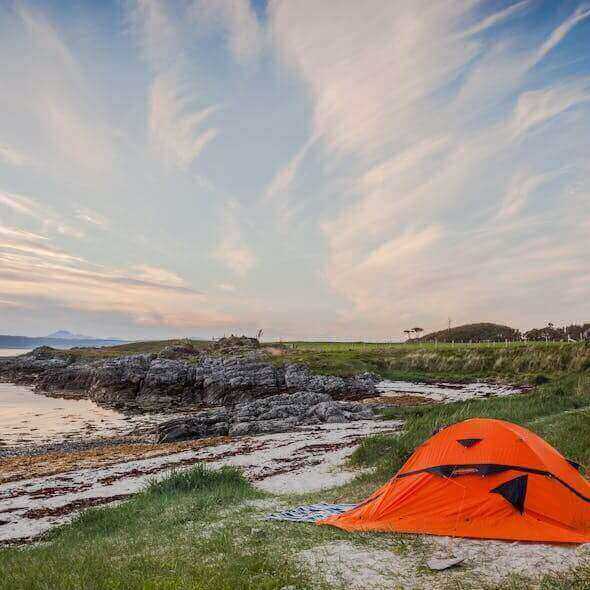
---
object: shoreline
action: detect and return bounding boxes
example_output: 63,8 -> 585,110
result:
0,419 -> 402,545
0,348 -> 529,546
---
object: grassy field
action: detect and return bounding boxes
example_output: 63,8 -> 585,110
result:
273,340 -> 590,382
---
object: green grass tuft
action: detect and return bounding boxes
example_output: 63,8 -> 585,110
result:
146,464 -> 253,497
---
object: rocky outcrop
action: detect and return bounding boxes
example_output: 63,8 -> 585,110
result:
212,335 -> 260,354
91,354 -> 154,409
156,391 -> 375,442
155,408 -> 231,443
284,365 -> 379,397
195,354 -> 282,406
0,347 -> 378,414
1,347 -> 71,379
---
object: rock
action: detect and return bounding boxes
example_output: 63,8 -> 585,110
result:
284,364 -> 345,394
157,343 -> 201,360
426,556 -> 465,571
283,365 -> 378,400
353,371 -> 381,387
4,347 -> 71,377
197,353 -> 283,406
90,354 -> 153,409
138,358 -> 197,407
36,363 -> 96,394
156,408 -> 230,443
212,335 -> 260,353
308,400 -> 373,423
0,346 -> 378,414
157,391 -> 376,442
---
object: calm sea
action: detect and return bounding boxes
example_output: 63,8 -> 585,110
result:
0,348 -> 32,357
0,348 -> 132,449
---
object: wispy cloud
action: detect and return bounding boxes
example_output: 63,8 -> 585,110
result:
149,71 -> 219,169
0,220 -> 234,329
511,81 -> 590,138
214,200 -> 256,276
131,264 -> 189,289
0,190 -> 105,240
129,0 -> 180,67
217,282 -> 236,292
10,5 -> 115,176
130,1 -> 220,170
531,3 -> 590,68
75,208 -> 110,229
264,136 -> 316,201
496,170 -> 559,220
262,135 -> 318,229
269,0 -> 590,336
1,1 -> 589,338
191,0 -> 263,63
0,191 -> 39,217
461,1 -> 531,38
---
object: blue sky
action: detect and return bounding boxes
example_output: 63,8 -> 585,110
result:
0,0 -> 589,340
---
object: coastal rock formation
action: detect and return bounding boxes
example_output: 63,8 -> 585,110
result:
0,347 -> 378,413
155,408 -> 231,443
156,391 -> 375,442
2,347 -> 70,378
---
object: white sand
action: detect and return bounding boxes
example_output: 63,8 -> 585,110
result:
0,419 -> 401,543
376,380 -> 523,403
299,538 -> 590,589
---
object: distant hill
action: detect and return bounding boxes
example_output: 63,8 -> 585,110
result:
414,322 -> 521,343
46,330 -> 96,340
0,334 -> 126,349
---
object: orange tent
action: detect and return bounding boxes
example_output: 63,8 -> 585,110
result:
320,418 -> 590,543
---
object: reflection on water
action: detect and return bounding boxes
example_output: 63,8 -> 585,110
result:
0,383 -> 128,449
0,348 -> 32,357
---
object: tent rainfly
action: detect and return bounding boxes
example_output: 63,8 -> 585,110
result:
320,418 -> 590,543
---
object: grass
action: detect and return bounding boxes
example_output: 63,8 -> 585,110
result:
351,373 -> 590,484
47,339 -> 212,360
0,465 -> 316,590
269,341 -> 590,382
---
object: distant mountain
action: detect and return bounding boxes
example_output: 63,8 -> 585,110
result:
0,333 -> 126,350
47,330 -> 95,340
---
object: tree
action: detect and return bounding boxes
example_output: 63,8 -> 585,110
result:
403,329 -> 412,340
412,327 -> 424,338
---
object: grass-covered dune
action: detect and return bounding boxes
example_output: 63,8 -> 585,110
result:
414,322 -> 521,343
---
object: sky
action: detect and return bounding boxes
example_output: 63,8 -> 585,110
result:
0,0 -> 589,341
